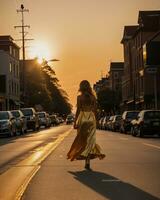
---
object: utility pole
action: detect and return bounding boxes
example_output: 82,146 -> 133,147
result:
14,4 -> 33,104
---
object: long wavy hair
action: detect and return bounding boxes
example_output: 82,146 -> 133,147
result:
79,80 -> 96,106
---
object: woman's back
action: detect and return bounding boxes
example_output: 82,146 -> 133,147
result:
78,94 -> 96,112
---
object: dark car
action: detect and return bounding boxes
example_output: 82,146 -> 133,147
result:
11,110 -> 27,134
110,115 -> 122,132
66,115 -> 74,124
0,111 -> 17,136
120,111 -> 139,133
50,114 -> 60,126
131,110 -> 160,137
21,108 -> 40,131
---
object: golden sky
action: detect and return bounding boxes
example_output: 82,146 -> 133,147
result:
0,0 -> 160,108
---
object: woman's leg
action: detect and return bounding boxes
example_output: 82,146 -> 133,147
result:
85,156 -> 91,170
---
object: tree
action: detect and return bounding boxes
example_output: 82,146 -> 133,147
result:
97,88 -> 116,114
24,59 -> 72,115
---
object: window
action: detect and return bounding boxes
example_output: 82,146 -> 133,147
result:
9,62 -> 12,73
9,82 -> 11,94
13,64 -> 16,76
13,48 -> 15,57
12,81 -> 14,94
9,46 -> 12,55
17,64 -> 19,77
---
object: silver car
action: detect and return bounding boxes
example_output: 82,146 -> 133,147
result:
11,110 -> 27,134
37,112 -> 51,128
0,111 -> 17,136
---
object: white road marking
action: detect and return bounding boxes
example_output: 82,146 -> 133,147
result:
102,179 -> 121,182
143,143 -> 160,150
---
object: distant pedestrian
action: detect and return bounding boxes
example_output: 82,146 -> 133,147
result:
67,80 -> 105,170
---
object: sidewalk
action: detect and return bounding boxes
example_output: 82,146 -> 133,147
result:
22,129 -> 159,200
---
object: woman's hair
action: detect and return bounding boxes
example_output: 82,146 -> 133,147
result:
78,80 -> 96,106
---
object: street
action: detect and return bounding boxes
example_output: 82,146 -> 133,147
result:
0,125 -> 71,175
1,125 -> 157,200
0,125 -> 159,199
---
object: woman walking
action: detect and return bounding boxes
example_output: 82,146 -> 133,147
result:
67,80 -> 105,170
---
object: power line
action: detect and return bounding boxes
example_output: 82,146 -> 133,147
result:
14,4 -> 34,102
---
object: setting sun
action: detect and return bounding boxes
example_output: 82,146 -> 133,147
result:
29,41 -> 51,61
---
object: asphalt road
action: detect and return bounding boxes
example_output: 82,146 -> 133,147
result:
0,125 -> 71,175
22,128 -> 160,200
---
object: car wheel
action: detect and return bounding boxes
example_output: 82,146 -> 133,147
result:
124,127 -> 127,134
13,127 -> 17,136
36,125 -> 40,131
9,126 -> 14,137
131,127 -> 137,136
33,124 -> 36,131
20,127 -> 25,135
24,128 -> 27,133
120,125 -> 124,133
138,127 -> 144,138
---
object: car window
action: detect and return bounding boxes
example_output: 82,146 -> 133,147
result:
126,112 -> 139,119
116,116 -> 121,120
0,112 -> 9,120
11,111 -> 20,118
21,109 -> 33,116
38,113 -> 45,118
144,111 -> 160,120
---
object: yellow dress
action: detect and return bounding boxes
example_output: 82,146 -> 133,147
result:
67,111 -> 105,161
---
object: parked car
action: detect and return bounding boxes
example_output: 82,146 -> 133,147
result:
120,111 -> 139,133
66,115 -> 74,124
131,110 -> 160,137
58,117 -> 64,124
11,110 -> 27,134
106,116 -> 114,130
37,112 -> 51,128
98,117 -> 104,130
110,115 -> 122,132
0,111 -> 17,136
50,114 -> 60,126
101,116 -> 109,130
21,108 -> 40,131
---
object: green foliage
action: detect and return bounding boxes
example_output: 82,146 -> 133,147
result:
25,60 -> 72,115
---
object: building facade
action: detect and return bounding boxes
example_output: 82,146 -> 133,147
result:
0,36 -> 20,110
108,62 -> 124,92
121,10 -> 160,110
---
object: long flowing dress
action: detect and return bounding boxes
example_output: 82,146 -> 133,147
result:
67,110 -> 105,161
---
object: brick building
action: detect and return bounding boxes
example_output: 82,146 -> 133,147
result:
108,62 -> 124,92
0,36 -> 20,110
121,10 -> 160,110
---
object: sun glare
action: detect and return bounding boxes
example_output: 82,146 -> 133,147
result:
37,57 -> 44,64
29,41 -> 51,62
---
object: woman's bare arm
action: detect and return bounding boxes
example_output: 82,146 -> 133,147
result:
74,96 -> 81,128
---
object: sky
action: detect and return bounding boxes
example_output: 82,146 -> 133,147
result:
0,0 -> 160,108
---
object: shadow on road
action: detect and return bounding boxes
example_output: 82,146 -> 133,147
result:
69,170 -> 159,200
0,131 -> 37,147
